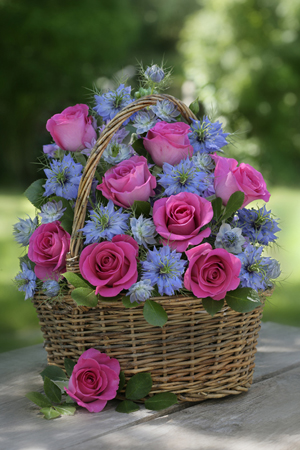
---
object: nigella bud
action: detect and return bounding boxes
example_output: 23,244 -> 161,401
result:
144,64 -> 165,83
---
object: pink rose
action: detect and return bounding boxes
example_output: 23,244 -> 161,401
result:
184,243 -> 241,300
28,221 -> 70,281
143,121 -> 194,167
79,236 -> 138,297
65,348 -> 120,413
212,154 -> 270,208
46,104 -> 97,152
97,155 -> 156,208
153,192 -> 213,252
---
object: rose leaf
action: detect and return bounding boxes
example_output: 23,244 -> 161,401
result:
222,191 -> 245,221
133,200 -> 151,218
63,272 -> 92,289
225,288 -> 262,313
24,179 -> 47,209
143,300 -> 168,327
52,380 -> 69,393
40,365 -> 68,381
115,400 -> 140,414
122,296 -> 140,308
125,373 -> 153,400
202,298 -> 224,317
40,407 -> 61,420
44,376 -> 62,404
145,392 -> 178,411
71,287 -> 98,307
117,371 -> 126,393
64,358 -> 76,377
54,404 -> 76,416
211,197 -> 223,222
25,392 -> 52,408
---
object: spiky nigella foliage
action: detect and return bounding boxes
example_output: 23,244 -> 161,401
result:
80,200 -> 130,244
188,116 -> 229,153
141,246 -> 187,296
236,206 -> 280,246
43,153 -> 83,200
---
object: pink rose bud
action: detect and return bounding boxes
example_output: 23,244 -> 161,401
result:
143,121 -> 194,167
212,154 -> 270,208
153,192 -> 213,252
28,221 -> 70,281
79,237 -> 138,297
65,348 -> 120,413
184,243 -> 242,300
97,155 -> 156,208
46,104 -> 97,152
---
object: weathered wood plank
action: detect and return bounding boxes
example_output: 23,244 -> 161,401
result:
0,322 -> 299,450
69,366 -> 300,450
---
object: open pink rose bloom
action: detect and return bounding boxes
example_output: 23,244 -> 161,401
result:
65,348 -> 120,413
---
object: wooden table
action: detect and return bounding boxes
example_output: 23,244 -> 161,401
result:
1,322 -> 300,450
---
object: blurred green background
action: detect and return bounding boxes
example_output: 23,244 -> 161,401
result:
1,0 -> 299,353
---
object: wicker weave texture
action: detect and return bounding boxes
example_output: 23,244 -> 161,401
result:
33,294 -> 264,402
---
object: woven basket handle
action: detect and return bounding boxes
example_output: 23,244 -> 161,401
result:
69,93 -> 197,258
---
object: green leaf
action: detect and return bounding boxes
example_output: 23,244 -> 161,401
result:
115,400 -> 140,414
73,152 -> 88,167
222,191 -> 245,221
40,407 -> 61,420
24,179 -> 46,209
25,392 -> 52,408
40,365 -> 67,381
133,200 -> 151,218
60,218 -> 73,234
122,296 -> 140,308
44,376 -> 62,404
225,288 -> 262,313
97,293 -> 123,303
132,138 -> 148,158
64,358 -> 76,377
211,197 -> 223,222
63,272 -> 91,289
117,371 -> 126,393
54,404 -> 76,416
51,196 -> 74,221
52,380 -> 69,393
71,287 -> 98,307
202,298 -> 224,317
189,99 -> 200,115
143,300 -> 168,327
145,392 -> 178,411
66,395 -> 76,404
125,373 -> 153,400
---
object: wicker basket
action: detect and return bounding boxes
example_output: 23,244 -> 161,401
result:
33,94 -> 268,402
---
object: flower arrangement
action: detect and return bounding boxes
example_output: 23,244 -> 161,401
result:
14,63 -> 281,418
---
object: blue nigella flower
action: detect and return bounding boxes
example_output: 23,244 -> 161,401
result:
158,158 -> 207,196
102,140 -> 134,165
80,200 -> 130,244
39,200 -> 66,224
215,223 -> 246,254
188,117 -> 229,153
192,153 -> 215,173
43,143 -> 60,158
141,246 -> 187,296
130,215 -> 157,248
15,262 -> 37,300
237,244 -> 268,290
94,84 -> 133,125
150,100 -> 180,122
126,279 -> 154,303
13,216 -> 38,246
236,206 -> 280,246
43,153 -> 83,200
42,279 -> 61,297
81,137 -> 97,157
144,64 -> 165,83
261,258 -> 281,287
202,172 -> 216,198
132,110 -> 158,134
